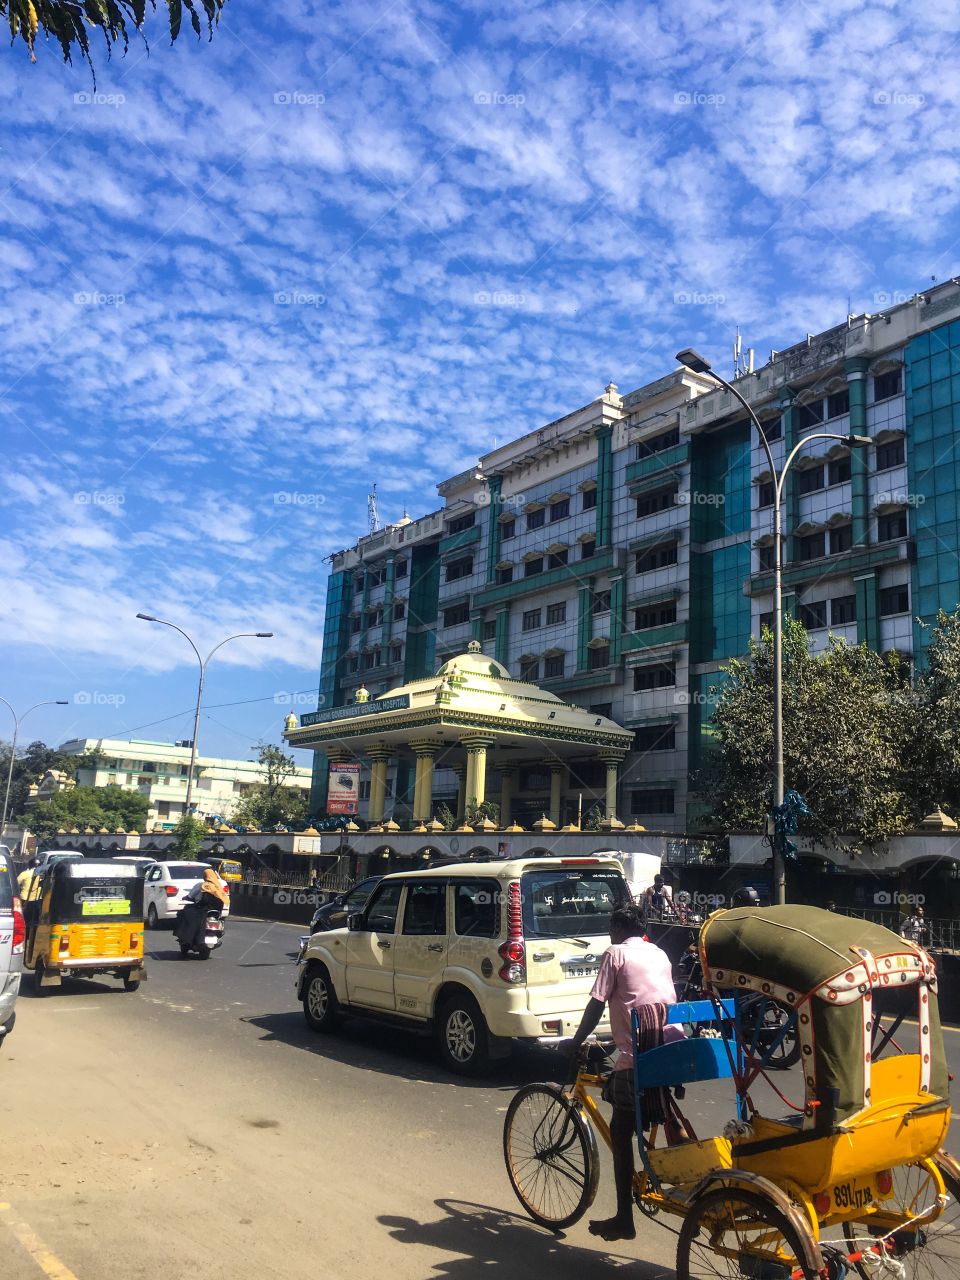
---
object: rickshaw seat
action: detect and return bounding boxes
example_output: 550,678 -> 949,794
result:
633,1036 -> 737,1090
666,998 -> 734,1025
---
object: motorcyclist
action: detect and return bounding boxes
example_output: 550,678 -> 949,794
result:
730,886 -> 761,909
175,869 -> 228,950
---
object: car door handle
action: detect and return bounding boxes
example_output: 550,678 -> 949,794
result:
426,943 -> 444,952
377,940 -> 391,949
533,951 -> 555,962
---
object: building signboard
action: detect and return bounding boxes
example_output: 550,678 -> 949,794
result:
327,762 -> 361,815
301,695 -> 410,728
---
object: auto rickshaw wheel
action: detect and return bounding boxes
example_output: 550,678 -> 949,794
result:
123,973 -> 140,991
34,958 -> 50,996
676,1187 -> 818,1280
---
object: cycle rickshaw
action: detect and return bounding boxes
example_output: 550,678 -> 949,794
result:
504,905 -> 958,1279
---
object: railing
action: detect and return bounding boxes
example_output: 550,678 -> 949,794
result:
837,908 -> 960,952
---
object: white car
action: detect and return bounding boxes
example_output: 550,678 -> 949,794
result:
0,850 -> 23,1046
143,862 -> 231,929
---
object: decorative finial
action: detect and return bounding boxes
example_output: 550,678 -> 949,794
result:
467,639 -> 482,653
284,712 -> 298,732
354,684 -> 370,704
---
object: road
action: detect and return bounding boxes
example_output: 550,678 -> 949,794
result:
3,919 -> 958,1280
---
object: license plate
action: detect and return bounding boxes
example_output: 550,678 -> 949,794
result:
565,965 -> 600,980
827,1176 -> 878,1215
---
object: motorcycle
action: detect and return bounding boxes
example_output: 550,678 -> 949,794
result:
175,908 -> 224,960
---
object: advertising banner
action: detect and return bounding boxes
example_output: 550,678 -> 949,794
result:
327,762 -> 361,815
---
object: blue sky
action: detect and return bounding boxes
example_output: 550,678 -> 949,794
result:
1,0 -> 958,767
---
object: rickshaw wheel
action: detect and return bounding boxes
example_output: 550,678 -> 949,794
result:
677,1187 -> 817,1280
503,1083 -> 599,1230
123,974 -> 140,992
842,1158 -> 960,1280
34,958 -> 50,996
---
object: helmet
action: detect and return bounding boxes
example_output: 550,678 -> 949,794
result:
731,886 -> 761,909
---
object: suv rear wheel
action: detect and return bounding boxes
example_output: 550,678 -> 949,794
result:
437,992 -> 490,1075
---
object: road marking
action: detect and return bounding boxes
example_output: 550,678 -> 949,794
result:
0,1203 -> 80,1280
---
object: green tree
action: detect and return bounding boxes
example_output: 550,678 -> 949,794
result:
30,784 -> 149,836
701,618 -> 913,852
4,0 -> 225,75
231,743 -> 308,830
170,813 -> 207,858
907,607 -> 960,815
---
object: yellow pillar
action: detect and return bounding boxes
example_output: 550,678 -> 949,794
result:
601,753 -> 626,829
461,736 -> 493,816
463,753 -> 476,816
412,743 -> 436,822
499,769 -> 514,827
549,765 -> 564,826
368,749 -> 391,824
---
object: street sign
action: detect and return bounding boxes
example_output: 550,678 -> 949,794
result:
327,762 -> 361,815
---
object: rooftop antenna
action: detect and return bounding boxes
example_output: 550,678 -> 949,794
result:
368,484 -> 380,534
733,327 -> 755,378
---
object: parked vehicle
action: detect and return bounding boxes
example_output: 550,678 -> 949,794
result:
205,856 -> 242,883
308,875 -> 383,934
143,862 -> 231,929
35,850 -> 85,874
0,850 -> 24,1044
24,860 -> 146,993
174,907 -> 224,960
297,856 -> 631,1074
111,856 -> 157,874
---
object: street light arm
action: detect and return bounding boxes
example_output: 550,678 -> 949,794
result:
201,632 -> 273,670
137,615 -> 203,669
778,431 -> 871,497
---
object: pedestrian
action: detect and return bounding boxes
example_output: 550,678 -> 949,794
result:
643,873 -> 673,920
568,904 -> 686,1243
16,858 -> 42,929
900,905 -> 927,946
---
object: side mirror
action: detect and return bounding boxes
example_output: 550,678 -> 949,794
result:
334,893 -> 346,906
347,913 -> 363,932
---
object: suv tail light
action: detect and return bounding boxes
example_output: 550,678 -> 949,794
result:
497,880 -> 526,983
164,886 -> 179,897
11,898 -> 24,955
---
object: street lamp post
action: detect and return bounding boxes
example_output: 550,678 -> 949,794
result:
136,616 -> 273,819
0,698 -> 69,841
676,349 -> 871,905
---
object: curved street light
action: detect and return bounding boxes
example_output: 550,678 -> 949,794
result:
136,615 -> 273,818
0,698 -> 69,840
676,349 -> 872,904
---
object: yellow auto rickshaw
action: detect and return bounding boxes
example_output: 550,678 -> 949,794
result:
205,856 -> 242,884
25,860 -> 146,993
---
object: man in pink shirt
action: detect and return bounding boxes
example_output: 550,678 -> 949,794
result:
568,903 -> 683,1241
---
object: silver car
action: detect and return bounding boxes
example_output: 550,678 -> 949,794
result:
0,850 -> 23,1045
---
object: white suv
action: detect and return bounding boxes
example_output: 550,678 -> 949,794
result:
143,862 -> 231,928
0,850 -> 23,1046
296,856 -> 629,1074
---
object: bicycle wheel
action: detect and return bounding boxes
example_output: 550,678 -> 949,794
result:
741,996 -> 801,1071
677,1187 -> 818,1280
843,1158 -> 960,1280
503,1083 -> 599,1230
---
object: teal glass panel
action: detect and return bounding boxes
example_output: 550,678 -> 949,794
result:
911,358 -> 931,388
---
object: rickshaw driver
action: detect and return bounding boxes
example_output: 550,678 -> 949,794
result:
568,904 -> 686,1242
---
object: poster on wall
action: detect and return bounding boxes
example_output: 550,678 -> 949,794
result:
327,762 -> 361,815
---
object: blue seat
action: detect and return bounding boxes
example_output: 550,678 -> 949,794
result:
632,1036 -> 737,1089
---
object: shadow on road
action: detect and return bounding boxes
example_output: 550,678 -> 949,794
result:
19,975 -> 131,999
379,1199 -> 672,1279
242,1009 -> 568,1090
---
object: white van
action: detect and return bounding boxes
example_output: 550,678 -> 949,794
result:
296,855 -> 631,1074
0,850 -> 24,1046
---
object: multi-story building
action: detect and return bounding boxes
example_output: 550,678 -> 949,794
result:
55,738 -> 312,829
308,279 -> 960,830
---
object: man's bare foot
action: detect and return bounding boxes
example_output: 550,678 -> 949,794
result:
588,1217 -> 636,1241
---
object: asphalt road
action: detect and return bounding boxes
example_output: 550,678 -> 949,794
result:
3,918 -> 959,1280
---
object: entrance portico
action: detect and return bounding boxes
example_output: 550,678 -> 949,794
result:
284,642 -> 634,829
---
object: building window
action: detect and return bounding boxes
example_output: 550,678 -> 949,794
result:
879,584 -> 909,617
546,602 -> 566,625
501,519 -> 516,540
446,556 -> 473,582
636,541 -> 678,573
447,511 -> 476,535
636,427 -> 680,459
544,654 -> 565,679
526,508 -> 545,531
354,577 -> 364,594
519,657 -> 539,681
590,702 -> 613,717
757,543 -> 775,571
549,498 -> 570,521
389,643 -> 403,664
630,788 -> 674,815
758,482 -> 774,508
496,565 -> 514,585
634,600 -> 677,630
520,766 -> 549,790
365,607 -> 384,628
443,603 -> 470,627
359,780 -> 371,800
633,662 -> 676,691
524,556 -> 544,578
876,438 -> 905,470
877,510 -> 908,542
634,724 -> 676,752
547,548 -> 569,569
829,524 -> 852,555
873,368 -> 902,402
826,389 -> 850,419
522,608 -> 541,632
831,595 -> 856,625
393,601 -> 405,621
362,649 -> 382,670
394,558 -> 408,578
350,615 -> 361,634
348,656 -> 359,674
761,416 -> 782,441
828,455 -> 851,485
368,567 -> 386,588
580,538 -> 596,560
796,466 -> 824,495
582,487 -> 597,511
796,531 -> 825,562
759,611 -> 774,631
797,399 -> 825,429
482,619 -> 496,641
797,600 -> 827,630
636,486 -> 677,518
592,589 -> 611,614
588,643 -> 610,670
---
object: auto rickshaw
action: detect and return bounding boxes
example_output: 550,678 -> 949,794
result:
205,855 -> 242,884
504,905 -> 957,1279
25,860 -> 146,993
